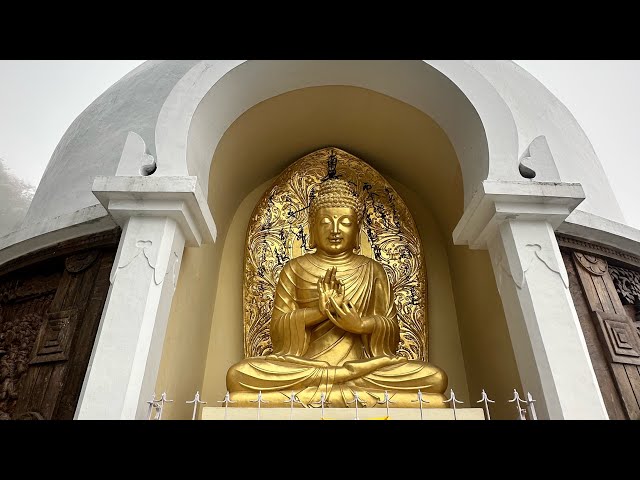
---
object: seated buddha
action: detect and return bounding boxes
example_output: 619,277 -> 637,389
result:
226,178 -> 448,408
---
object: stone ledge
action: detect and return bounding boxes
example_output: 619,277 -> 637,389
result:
202,407 -> 486,420
92,175 -> 216,247
453,180 -> 585,249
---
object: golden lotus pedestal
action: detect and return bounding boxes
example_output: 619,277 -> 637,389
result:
202,407 -> 486,420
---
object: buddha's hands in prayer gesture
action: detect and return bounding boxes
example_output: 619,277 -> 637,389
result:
317,266 -> 345,317
317,267 -> 374,335
318,267 -> 374,334
327,296 -> 373,334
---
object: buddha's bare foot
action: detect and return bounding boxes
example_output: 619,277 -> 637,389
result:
334,356 -> 404,382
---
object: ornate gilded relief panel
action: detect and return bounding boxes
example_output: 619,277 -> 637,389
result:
243,148 -> 429,360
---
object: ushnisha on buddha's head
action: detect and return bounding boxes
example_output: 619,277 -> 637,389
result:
308,178 -> 363,256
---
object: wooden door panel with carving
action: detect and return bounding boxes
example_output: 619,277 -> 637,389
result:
0,230 -> 118,420
559,237 -> 640,420
561,249 -> 627,419
54,250 -> 115,419
0,274 -> 60,419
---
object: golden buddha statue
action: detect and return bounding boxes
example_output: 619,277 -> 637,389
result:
226,178 -> 448,408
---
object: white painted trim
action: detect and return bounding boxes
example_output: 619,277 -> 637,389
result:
453,180 -> 586,249
153,60 -> 520,207
560,210 -> 640,258
487,220 -> 608,419
0,204 -> 116,265
76,169 -> 216,419
76,215 -> 186,419
452,177 -> 608,419
92,176 -> 216,246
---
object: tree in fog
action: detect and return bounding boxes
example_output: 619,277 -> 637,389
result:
0,158 -> 34,235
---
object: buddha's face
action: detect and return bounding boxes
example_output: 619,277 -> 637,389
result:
313,207 -> 359,255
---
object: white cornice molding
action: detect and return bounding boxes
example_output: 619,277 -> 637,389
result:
453,180 -> 585,249
0,204 -> 116,267
559,210 -> 640,259
92,175 -> 216,247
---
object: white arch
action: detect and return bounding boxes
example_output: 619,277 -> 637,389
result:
154,60 -> 520,207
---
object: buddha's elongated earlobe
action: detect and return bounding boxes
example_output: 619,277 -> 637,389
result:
308,228 -> 316,249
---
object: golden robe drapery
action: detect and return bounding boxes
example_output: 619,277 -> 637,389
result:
227,254 -> 447,407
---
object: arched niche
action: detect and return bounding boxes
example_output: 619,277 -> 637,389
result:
154,60 -> 520,208
155,85 -> 521,420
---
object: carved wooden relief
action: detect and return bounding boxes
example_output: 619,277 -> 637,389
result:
558,234 -> 640,269
64,251 -> 98,273
610,265 -> 640,304
0,228 -> 119,420
0,270 -> 60,420
12,411 -> 44,420
609,265 -> 640,340
30,309 -> 78,365
594,311 -> 640,366
560,238 -> 640,420
574,252 -> 608,276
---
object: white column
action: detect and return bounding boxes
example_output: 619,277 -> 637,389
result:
488,219 -> 607,419
77,216 -> 185,419
454,180 -> 608,420
76,173 -> 215,419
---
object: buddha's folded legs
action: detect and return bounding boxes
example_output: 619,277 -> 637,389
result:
226,356 -> 336,395
349,359 -> 448,393
227,356 -> 448,408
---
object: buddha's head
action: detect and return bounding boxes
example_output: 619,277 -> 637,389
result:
308,179 -> 363,255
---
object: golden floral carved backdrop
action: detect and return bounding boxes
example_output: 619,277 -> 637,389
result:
243,148 -> 429,360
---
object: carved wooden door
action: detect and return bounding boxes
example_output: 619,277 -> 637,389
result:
0,231 -> 118,420
561,241 -> 640,420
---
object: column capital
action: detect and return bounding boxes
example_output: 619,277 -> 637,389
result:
92,175 -> 216,247
453,180 -> 585,249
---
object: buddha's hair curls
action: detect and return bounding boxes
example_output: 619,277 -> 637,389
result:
309,178 -> 363,226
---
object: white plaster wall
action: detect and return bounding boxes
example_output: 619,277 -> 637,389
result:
177,60 -> 496,208
467,60 -> 626,224
4,60 -> 496,255
6,60 -> 638,267
22,60 -> 200,227
2,59 -> 630,420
